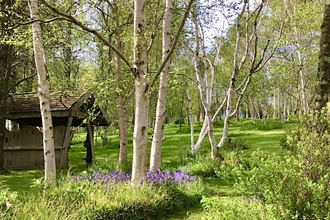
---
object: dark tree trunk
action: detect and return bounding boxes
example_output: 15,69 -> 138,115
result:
0,0 -> 14,171
315,4 -> 330,111
83,128 -> 93,167
0,44 -> 12,171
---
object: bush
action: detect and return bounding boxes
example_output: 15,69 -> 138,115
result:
240,120 -> 283,131
220,138 -> 249,152
0,187 -> 18,218
180,151 -> 222,178
5,169 -> 204,220
234,109 -> 330,219
201,196 -> 288,220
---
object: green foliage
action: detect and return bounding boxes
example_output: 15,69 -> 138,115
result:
201,196 -> 288,220
179,151 -> 221,178
0,186 -> 18,218
234,109 -> 330,219
3,177 -> 204,220
221,138 -> 249,151
240,120 -> 283,131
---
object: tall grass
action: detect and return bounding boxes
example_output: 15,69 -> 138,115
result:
1,119 -> 294,219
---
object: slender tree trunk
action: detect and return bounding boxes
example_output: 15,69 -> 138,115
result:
0,75 -> 8,171
281,97 -> 287,123
0,0 -> 14,171
273,88 -> 277,119
28,0 -> 56,186
113,1 -> 128,165
0,46 -> 12,171
131,0 -> 149,185
315,4 -> 330,111
150,0 -> 173,172
186,87 -> 194,151
297,49 -> 309,113
191,13 -> 219,157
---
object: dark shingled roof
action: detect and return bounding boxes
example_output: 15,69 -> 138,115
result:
5,91 -> 109,127
7,91 -> 87,113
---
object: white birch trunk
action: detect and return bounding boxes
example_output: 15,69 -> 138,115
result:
281,97 -> 287,123
28,0 -> 56,186
186,87 -> 194,151
192,15 -> 218,157
296,48 -> 309,114
131,0 -> 149,185
113,1 -> 128,164
217,1 -> 250,149
150,0 -> 173,172
273,88 -> 277,119
285,0 -> 309,114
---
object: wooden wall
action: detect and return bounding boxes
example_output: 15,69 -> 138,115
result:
4,125 -> 68,169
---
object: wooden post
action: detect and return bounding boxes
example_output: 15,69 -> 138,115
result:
87,122 -> 95,163
60,116 -> 73,168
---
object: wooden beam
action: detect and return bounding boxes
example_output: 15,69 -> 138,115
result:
60,116 -> 73,168
87,122 -> 95,163
70,92 -> 91,112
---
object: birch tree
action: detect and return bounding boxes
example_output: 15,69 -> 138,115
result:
28,0 -> 56,186
191,13 -> 221,158
150,0 -> 173,172
217,1 -> 277,149
192,0 -> 280,153
130,0 -> 149,184
41,0 -> 195,184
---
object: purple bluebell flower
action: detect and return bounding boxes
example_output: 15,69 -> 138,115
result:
72,168 -> 197,186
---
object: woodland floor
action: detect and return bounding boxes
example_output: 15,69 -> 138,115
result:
1,118 -> 295,219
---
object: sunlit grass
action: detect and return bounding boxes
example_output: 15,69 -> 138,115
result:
1,118 -> 296,219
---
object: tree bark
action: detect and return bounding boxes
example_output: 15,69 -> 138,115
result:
112,1 -> 128,165
150,0 -> 173,172
28,0 -> 56,187
131,0 -> 149,185
186,87 -> 194,151
315,4 -> 330,111
0,0 -> 14,171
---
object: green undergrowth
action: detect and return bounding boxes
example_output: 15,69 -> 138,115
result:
1,119 -> 295,219
1,176 -> 204,220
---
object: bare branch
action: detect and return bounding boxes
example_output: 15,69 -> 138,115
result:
122,0 -> 134,14
8,73 -> 37,93
176,73 -> 196,83
9,17 -> 64,30
147,13 -> 164,54
40,0 -> 132,70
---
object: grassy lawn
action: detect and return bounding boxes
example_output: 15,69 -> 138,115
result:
0,118 -> 295,218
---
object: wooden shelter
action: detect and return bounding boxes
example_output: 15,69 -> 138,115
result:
4,91 -> 108,170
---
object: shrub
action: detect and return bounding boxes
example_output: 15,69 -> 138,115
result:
0,187 -> 18,218
201,196 -> 289,220
234,109 -> 330,219
6,168 -> 204,220
240,120 -> 283,131
180,151 -> 222,178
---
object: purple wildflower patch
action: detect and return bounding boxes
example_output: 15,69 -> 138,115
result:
72,168 -> 197,186
146,169 -> 198,185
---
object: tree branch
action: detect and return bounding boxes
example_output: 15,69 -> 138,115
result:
8,73 -> 37,93
9,17 -> 64,30
40,0 -> 132,70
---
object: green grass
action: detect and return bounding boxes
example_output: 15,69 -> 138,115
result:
0,118 -> 294,218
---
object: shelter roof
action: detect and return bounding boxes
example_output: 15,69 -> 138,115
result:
6,91 -> 109,127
